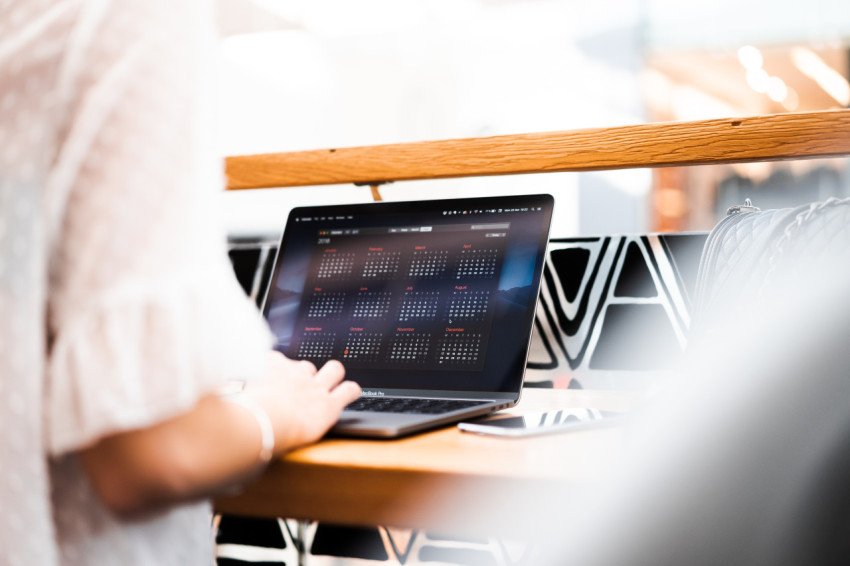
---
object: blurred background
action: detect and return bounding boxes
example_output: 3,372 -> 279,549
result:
213,5 -> 850,563
214,0 -> 850,238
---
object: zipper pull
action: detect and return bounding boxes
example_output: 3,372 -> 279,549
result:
726,198 -> 761,216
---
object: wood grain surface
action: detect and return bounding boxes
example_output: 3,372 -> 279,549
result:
214,389 -> 639,533
226,110 -> 850,190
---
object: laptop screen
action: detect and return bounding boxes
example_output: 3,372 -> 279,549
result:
263,194 -> 553,394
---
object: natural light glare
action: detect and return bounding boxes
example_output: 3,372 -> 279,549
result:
766,76 -> 788,102
737,45 -> 763,70
781,86 -> 800,111
791,47 -> 850,106
745,68 -> 770,94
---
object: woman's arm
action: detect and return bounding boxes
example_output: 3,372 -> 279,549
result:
79,354 -> 360,518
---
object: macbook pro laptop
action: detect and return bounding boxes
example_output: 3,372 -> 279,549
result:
261,194 -> 554,437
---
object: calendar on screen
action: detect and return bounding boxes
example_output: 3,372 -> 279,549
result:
455,248 -> 499,279
446,289 -> 491,323
264,195 -> 553,393
351,290 -> 392,319
306,290 -> 346,319
296,330 -> 337,364
398,290 -> 440,322
361,249 -> 401,279
407,249 -> 449,278
437,331 -> 484,366
387,331 -> 432,364
341,330 -> 383,364
287,224 -> 508,371
316,252 -> 355,280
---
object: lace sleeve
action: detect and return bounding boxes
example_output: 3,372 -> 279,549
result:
44,0 -> 272,456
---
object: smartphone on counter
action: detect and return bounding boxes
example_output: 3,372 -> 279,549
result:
457,408 -> 627,437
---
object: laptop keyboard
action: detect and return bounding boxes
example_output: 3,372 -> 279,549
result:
345,397 -> 489,415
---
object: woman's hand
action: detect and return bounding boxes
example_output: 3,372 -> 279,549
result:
79,352 -> 359,517
245,352 -> 361,453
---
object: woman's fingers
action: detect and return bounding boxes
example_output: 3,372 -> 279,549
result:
315,360 -> 360,409
330,380 -> 362,410
298,359 -> 318,375
314,359 -> 346,390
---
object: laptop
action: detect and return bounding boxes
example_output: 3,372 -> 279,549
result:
261,194 -> 554,437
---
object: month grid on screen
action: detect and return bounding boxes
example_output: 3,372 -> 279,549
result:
352,291 -> 393,319
306,291 -> 346,319
342,332 -> 384,363
447,290 -> 491,322
407,249 -> 449,278
398,291 -> 440,322
437,332 -> 484,366
285,209 -> 528,373
297,332 -> 336,362
455,248 -> 499,279
317,253 -> 355,280
387,332 -> 432,363
362,250 -> 402,279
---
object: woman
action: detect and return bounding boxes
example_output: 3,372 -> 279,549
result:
0,1 -> 360,564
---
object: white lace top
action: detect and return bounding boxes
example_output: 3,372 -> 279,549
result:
0,0 -> 272,564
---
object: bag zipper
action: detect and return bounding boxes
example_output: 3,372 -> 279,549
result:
724,198 -> 761,216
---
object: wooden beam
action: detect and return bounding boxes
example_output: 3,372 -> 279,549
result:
225,110 -> 850,190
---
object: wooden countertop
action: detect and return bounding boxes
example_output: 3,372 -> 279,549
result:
215,388 -> 639,534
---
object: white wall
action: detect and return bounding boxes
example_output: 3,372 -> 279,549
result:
646,0 -> 850,50
216,0 -> 650,238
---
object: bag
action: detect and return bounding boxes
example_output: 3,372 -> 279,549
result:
693,197 -> 850,333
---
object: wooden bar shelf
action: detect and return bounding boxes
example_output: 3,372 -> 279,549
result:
226,110 -> 850,191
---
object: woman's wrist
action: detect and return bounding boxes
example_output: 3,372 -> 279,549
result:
221,392 -> 275,465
